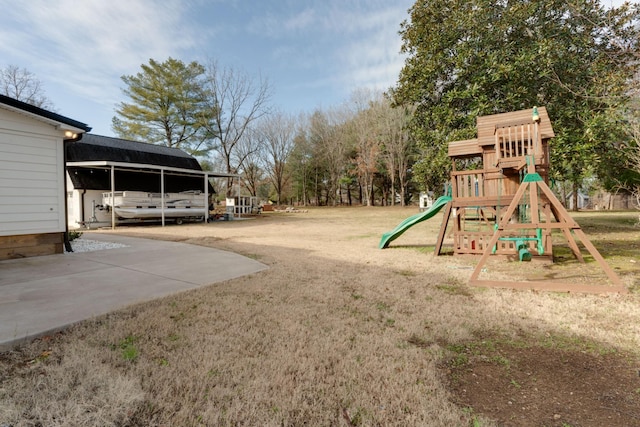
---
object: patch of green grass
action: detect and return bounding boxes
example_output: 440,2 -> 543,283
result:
575,212 -> 638,231
446,343 -> 474,367
462,407 -> 486,427
395,269 -> 417,277
450,352 -> 469,368
417,246 -> 436,254
67,230 -> 83,241
491,355 -> 510,367
116,335 -> 139,362
375,301 -> 390,312
435,279 -> 473,297
121,346 -> 138,362
538,333 -> 618,356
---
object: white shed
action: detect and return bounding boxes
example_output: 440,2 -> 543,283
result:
0,94 -> 90,260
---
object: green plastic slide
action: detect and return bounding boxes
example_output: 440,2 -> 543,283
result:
379,196 -> 452,249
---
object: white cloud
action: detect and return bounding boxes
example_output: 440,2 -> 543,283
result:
247,7 -> 318,39
284,8 -> 317,33
329,3 -> 411,93
245,1 -> 411,97
0,0 -> 413,129
0,0 -> 203,106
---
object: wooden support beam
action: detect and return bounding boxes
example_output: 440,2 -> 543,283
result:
530,181 -> 540,224
560,228 -> 585,263
469,228 -> 504,282
497,182 -> 529,229
470,280 -> 628,294
469,174 -> 625,293
435,202 -> 452,256
573,228 -> 622,286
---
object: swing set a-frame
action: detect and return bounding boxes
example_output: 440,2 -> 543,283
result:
435,107 -> 626,293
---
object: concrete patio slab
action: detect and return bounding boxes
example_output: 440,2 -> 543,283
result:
0,233 -> 268,350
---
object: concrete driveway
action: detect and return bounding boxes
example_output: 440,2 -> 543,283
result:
0,233 -> 268,350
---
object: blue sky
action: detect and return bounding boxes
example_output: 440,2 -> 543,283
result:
0,0 -> 415,136
0,1 -> 629,136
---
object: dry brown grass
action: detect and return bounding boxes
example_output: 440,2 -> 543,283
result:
1,207 -> 639,426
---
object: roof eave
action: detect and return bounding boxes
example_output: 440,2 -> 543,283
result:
0,94 -> 92,135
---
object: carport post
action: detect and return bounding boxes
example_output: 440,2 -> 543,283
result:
204,173 -> 209,223
110,165 -> 115,230
236,175 -> 241,219
161,169 -> 165,227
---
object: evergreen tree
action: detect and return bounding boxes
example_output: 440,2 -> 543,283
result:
113,58 -> 212,156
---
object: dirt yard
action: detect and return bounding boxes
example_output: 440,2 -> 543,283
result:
1,207 -> 639,426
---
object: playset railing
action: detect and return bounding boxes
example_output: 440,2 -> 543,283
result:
495,122 -> 541,164
451,169 -> 485,200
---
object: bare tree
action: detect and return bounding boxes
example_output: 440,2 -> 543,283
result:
349,89 -> 381,206
379,99 -> 416,206
0,65 -> 54,109
257,111 -> 297,204
309,107 -> 351,206
236,129 -> 266,197
202,60 -> 272,196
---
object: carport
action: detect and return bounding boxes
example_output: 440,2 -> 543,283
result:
67,160 -> 239,228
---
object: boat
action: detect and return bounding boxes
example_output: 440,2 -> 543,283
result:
102,190 -> 207,222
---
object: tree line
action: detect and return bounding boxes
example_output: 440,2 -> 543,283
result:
110,57 -> 418,205
3,1 -> 640,208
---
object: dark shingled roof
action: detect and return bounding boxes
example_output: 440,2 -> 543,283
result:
66,134 -> 201,169
66,134 -> 214,193
0,94 -> 91,132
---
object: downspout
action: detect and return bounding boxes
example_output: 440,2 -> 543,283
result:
63,132 -> 85,253
81,189 -> 87,224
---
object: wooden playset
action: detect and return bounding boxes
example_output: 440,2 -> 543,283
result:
433,107 -> 625,293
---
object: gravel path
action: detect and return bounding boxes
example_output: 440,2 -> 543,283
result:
65,238 -> 128,253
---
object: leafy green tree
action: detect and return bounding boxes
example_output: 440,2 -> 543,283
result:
623,98 -> 640,209
395,0 -> 640,205
113,58 -> 212,155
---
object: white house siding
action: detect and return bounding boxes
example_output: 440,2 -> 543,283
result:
0,109 -> 66,236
